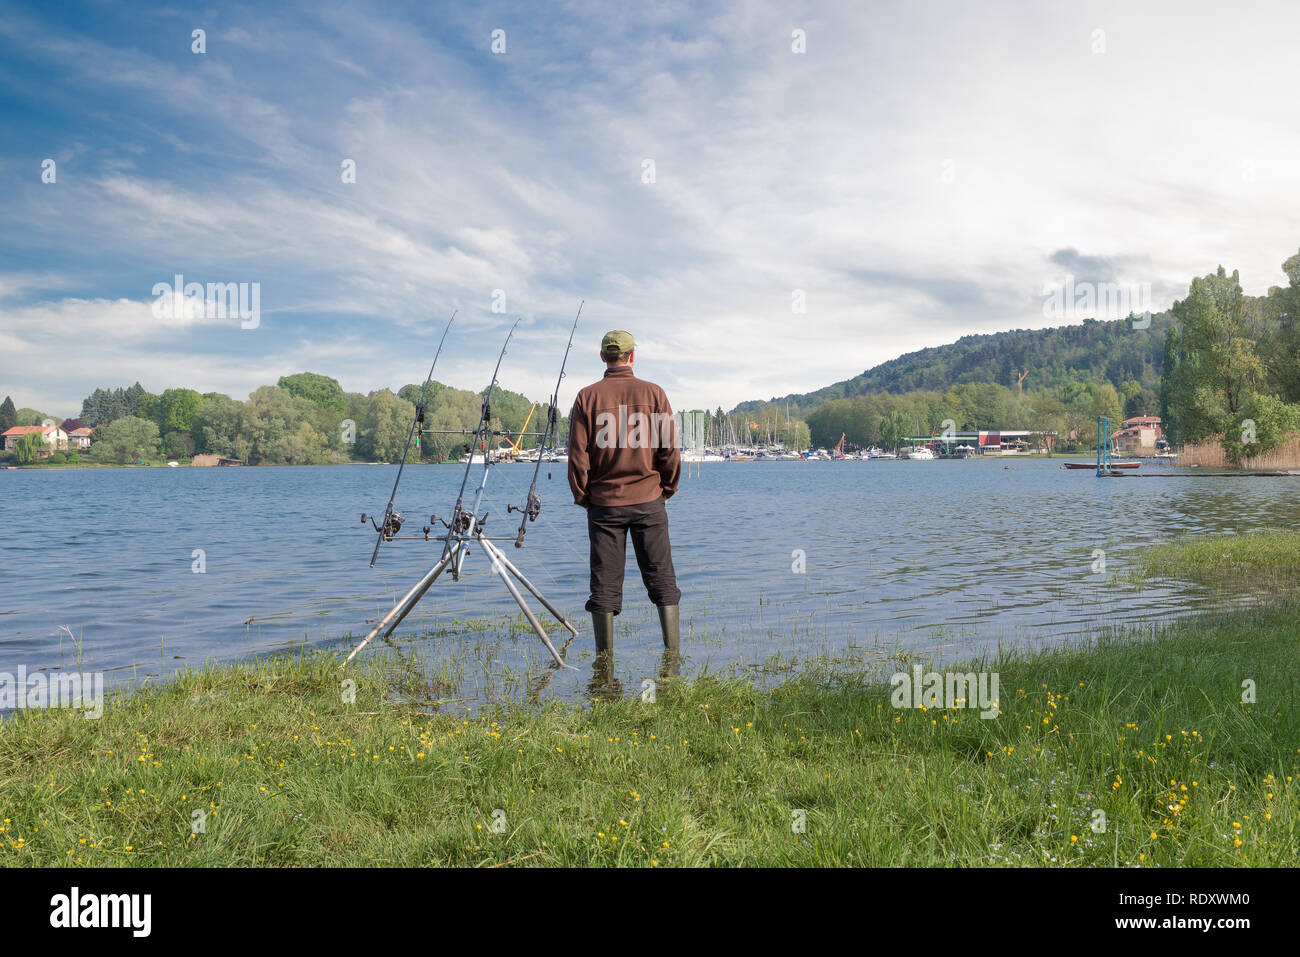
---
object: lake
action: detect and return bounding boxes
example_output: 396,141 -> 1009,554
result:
2,459 -> 1296,708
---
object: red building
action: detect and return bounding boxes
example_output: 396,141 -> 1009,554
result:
1111,416 -> 1163,455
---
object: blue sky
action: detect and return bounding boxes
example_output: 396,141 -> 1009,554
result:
2,0 -> 1299,416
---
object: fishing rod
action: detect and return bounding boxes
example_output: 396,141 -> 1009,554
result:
509,301 -> 582,547
344,313 -> 580,671
364,310 -> 456,568
439,318 -> 520,577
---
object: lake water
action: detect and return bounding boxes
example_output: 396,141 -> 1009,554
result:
2,460 -> 1296,708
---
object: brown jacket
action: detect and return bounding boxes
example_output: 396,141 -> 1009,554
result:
568,365 -> 680,507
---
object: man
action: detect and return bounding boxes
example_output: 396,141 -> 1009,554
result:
568,329 -> 682,657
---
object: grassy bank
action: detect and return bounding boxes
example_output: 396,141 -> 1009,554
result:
3,596 -> 1297,867
1132,528 -> 1300,584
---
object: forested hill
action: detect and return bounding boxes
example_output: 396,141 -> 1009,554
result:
733,312 -> 1174,416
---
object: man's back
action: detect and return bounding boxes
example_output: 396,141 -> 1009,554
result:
569,330 -> 682,664
568,365 -> 680,508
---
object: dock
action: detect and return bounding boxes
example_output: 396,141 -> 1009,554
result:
1098,470 -> 1300,478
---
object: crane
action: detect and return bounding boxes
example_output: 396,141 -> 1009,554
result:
502,402 -> 540,459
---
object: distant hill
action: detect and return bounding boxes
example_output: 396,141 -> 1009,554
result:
733,312 -> 1174,416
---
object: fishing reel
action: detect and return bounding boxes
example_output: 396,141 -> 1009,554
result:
510,492 -> 543,547
438,510 -> 477,535
362,510 -> 405,542
508,491 -> 542,522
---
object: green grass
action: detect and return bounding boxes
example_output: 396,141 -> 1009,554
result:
1130,528 -> 1300,586
3,600 -> 1297,867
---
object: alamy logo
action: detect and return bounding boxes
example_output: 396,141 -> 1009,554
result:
151,273 -> 261,329
594,405 -> 681,449
1042,274 -> 1151,324
0,667 -> 103,719
890,665 -> 1000,719
50,887 -> 151,937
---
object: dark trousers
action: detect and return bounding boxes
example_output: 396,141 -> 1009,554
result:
585,496 -> 681,614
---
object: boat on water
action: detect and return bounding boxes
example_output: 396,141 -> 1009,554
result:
524,448 -> 568,464
901,446 -> 936,460
1064,461 -> 1140,469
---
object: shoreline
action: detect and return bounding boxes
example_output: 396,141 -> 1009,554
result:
7,456 -> 1293,473
2,597 -> 1295,867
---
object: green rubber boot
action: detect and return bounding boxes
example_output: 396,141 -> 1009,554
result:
592,612 -> 615,655
657,604 -> 680,653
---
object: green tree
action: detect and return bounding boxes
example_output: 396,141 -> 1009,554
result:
1092,383 -> 1123,427
1161,266 -> 1277,456
93,416 -> 161,464
123,382 -> 152,417
279,372 -> 346,413
194,394 -> 245,456
80,388 -> 118,426
157,388 -> 204,434
1224,393 -> 1300,466
162,430 -> 195,459
81,383 -> 153,427
878,409 -> 909,452
1261,249 -> 1300,404
0,396 -> 15,432
357,389 -> 416,462
1124,387 -> 1159,418
13,431 -> 44,464
485,385 -> 536,448
242,386 -> 329,465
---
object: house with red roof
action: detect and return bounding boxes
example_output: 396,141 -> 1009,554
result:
3,424 -> 69,454
1111,415 -> 1164,455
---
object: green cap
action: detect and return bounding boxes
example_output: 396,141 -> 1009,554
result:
600,329 -> 635,359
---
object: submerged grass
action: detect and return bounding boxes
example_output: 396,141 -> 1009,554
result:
1130,528 -> 1300,587
2,598 -> 1297,867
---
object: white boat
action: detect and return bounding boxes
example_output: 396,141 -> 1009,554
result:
901,446 -> 936,460
524,449 -> 568,464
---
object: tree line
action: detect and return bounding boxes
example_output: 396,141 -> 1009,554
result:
735,313 -> 1171,419
801,379 -> 1148,451
746,245 -> 1300,456
1,372 -> 564,466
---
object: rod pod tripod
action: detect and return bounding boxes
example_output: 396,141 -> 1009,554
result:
344,310 -> 583,671
342,519 -> 578,668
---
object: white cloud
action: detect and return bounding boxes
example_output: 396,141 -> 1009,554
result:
2,0 -> 1299,416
